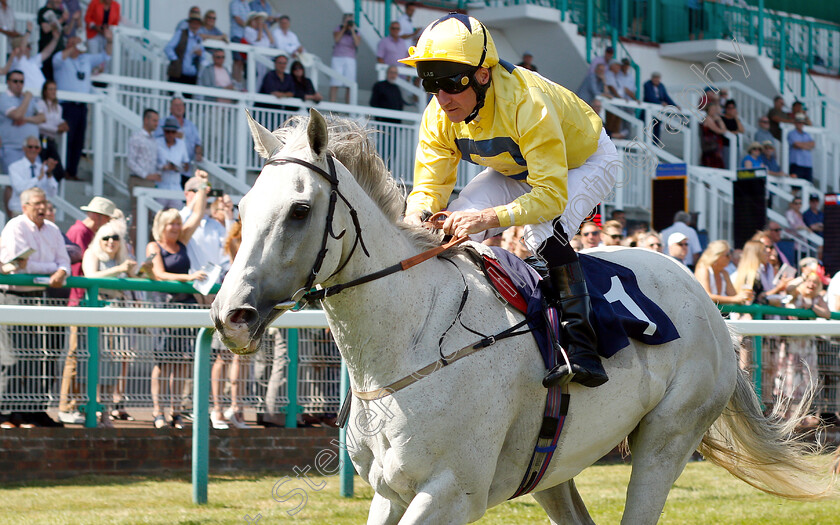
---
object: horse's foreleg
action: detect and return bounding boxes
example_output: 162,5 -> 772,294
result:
532,479 -> 595,525
398,470 -> 475,525
366,491 -> 405,525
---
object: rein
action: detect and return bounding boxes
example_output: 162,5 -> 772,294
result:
269,154 -> 466,310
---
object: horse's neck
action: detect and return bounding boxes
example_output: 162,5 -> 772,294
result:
319,210 -> 460,392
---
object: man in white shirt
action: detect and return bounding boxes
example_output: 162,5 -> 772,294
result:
271,15 -> 303,58
8,136 -> 58,215
397,2 -> 421,43
616,58 -> 637,101
0,187 -> 70,428
6,30 -> 60,95
659,211 -> 702,265
156,116 -> 190,209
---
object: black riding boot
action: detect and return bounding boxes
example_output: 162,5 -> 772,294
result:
542,260 -> 608,388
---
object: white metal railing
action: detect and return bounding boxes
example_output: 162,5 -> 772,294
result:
600,97 -> 694,162
687,165 -> 734,243
111,26 -> 359,105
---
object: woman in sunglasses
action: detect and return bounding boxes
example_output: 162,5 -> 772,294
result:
400,14 -> 619,389
81,221 -> 152,425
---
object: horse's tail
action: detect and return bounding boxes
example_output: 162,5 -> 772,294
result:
699,333 -> 837,501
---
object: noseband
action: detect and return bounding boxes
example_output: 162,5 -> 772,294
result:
267,154 -> 466,311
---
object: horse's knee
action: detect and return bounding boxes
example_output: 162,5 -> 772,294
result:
399,470 -> 480,525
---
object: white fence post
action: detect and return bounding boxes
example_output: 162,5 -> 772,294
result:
235,101 -> 249,183
92,98 -> 105,197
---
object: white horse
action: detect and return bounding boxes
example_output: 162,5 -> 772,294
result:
212,110 -> 835,524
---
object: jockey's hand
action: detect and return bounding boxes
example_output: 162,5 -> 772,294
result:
403,211 -> 425,227
443,209 -> 500,239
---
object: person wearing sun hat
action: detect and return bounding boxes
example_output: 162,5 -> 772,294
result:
57,194 -> 118,425
399,14 -> 619,389
741,141 -> 766,170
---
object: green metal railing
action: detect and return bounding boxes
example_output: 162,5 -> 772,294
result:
720,303 -> 840,402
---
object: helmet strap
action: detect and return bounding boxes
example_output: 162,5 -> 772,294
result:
463,21 -> 490,125
464,69 -> 489,125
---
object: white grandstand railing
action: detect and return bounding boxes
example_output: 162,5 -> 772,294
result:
111,26 -> 360,105
82,73 -> 424,204
600,97 -> 694,163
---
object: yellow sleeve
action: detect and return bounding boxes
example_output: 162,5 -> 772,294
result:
405,103 -> 462,216
493,90 -> 570,228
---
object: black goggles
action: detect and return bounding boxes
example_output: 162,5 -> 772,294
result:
422,72 -> 473,95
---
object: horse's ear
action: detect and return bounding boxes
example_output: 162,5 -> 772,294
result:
245,110 -> 281,159
307,108 -> 328,158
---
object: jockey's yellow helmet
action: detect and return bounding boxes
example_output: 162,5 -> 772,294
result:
399,13 -> 499,71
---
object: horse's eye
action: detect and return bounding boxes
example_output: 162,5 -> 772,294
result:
290,203 -> 310,220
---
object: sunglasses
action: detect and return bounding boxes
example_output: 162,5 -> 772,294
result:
102,235 -> 120,242
422,72 -> 473,95
608,234 -> 622,240
582,231 -> 600,237
677,242 -> 688,246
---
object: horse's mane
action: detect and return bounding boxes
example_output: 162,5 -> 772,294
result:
272,115 -> 459,253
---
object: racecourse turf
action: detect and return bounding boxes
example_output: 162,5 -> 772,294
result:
4,460 -> 839,524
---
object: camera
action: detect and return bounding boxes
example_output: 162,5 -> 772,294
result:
207,188 -> 223,197
76,71 -> 85,80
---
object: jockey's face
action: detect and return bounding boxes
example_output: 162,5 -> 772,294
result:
434,67 -> 489,123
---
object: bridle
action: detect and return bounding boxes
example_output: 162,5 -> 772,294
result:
267,154 -> 465,311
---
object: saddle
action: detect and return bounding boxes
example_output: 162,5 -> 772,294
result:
463,243 -> 681,360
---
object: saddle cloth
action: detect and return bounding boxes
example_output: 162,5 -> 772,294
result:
466,244 -> 680,367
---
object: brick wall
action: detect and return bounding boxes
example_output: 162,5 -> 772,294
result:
0,427 -> 339,483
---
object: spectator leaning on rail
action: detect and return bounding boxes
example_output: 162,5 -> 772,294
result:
84,0 -> 120,56
642,71 -> 679,141
198,49 -> 237,103
7,136 -> 58,216
398,2 -> 422,44
198,10 -> 227,45
154,96 -> 203,164
53,35 -> 111,180
58,196 -> 117,426
400,15 -> 619,388
165,13 -> 203,87
0,187 -> 71,428
0,0 -> 28,43
258,54 -> 293,101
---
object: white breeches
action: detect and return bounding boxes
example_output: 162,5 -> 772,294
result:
448,129 -> 619,252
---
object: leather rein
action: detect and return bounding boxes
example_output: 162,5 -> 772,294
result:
268,154 -> 466,311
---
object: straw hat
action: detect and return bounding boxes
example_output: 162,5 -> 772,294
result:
80,196 -> 118,218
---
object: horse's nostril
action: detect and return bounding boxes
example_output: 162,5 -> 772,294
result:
228,308 -> 257,326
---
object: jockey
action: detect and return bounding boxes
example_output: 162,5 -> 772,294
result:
400,14 -> 619,388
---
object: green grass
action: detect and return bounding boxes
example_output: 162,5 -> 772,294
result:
4,461 -> 839,524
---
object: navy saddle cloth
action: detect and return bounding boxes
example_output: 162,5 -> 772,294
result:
484,247 -> 680,365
